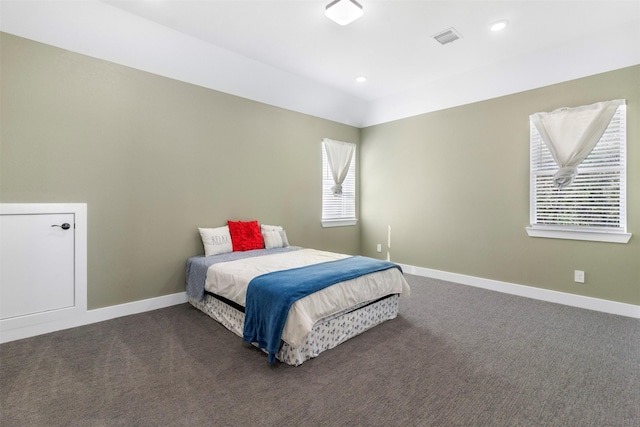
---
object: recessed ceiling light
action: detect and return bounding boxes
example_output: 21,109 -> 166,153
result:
355,76 -> 367,83
490,20 -> 508,32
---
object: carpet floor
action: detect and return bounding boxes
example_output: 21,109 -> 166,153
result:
1,274 -> 638,426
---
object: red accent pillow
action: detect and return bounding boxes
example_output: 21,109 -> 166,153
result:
227,220 -> 264,252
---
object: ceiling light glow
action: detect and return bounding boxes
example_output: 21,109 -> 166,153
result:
325,0 -> 364,26
355,76 -> 367,83
490,20 -> 508,32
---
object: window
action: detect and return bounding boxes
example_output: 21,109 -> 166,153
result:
527,103 -> 631,243
322,140 -> 357,227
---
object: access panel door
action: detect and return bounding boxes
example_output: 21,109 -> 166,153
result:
0,213 -> 75,320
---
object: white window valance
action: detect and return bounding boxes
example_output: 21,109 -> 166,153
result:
529,99 -> 624,188
323,138 -> 356,196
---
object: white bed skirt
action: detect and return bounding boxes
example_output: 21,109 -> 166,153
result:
188,293 -> 399,366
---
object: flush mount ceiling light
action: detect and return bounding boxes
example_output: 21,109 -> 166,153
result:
325,0 -> 364,26
355,75 -> 367,83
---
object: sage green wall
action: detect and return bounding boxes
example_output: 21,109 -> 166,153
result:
361,65 -> 640,306
0,33 -> 360,310
3,32 -> 638,311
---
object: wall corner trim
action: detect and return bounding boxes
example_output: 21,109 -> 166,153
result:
399,263 -> 640,319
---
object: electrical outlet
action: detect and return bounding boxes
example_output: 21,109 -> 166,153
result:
376,243 -> 382,253
574,270 -> 585,283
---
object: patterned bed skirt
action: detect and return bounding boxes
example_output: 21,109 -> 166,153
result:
188,293 -> 399,366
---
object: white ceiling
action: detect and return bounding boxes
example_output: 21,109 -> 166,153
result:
1,1 -> 639,127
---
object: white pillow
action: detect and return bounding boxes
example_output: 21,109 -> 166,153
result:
198,226 -> 233,256
261,224 -> 283,232
262,230 -> 289,249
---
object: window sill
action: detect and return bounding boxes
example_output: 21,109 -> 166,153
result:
322,219 -> 358,228
526,227 -> 632,244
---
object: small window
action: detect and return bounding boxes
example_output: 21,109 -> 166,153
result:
322,140 -> 357,227
527,103 -> 631,243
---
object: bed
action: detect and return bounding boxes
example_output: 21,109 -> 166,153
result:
186,239 -> 410,366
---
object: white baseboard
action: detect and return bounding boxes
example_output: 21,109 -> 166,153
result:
399,263 -> 640,319
0,292 -> 188,344
3,266 -> 637,344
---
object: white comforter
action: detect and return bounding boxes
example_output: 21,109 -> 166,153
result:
204,249 -> 410,347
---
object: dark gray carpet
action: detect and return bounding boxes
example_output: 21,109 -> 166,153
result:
1,275 -> 638,426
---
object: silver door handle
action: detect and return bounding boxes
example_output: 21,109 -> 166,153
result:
51,223 -> 71,230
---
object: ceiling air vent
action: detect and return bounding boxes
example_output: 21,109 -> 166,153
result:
432,28 -> 462,45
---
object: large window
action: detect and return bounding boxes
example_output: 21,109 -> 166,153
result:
322,140 -> 356,227
527,103 -> 631,243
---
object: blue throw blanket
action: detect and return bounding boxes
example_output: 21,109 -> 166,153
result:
242,256 -> 402,364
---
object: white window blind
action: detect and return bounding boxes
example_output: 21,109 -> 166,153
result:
528,103 -> 630,243
322,141 -> 356,227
